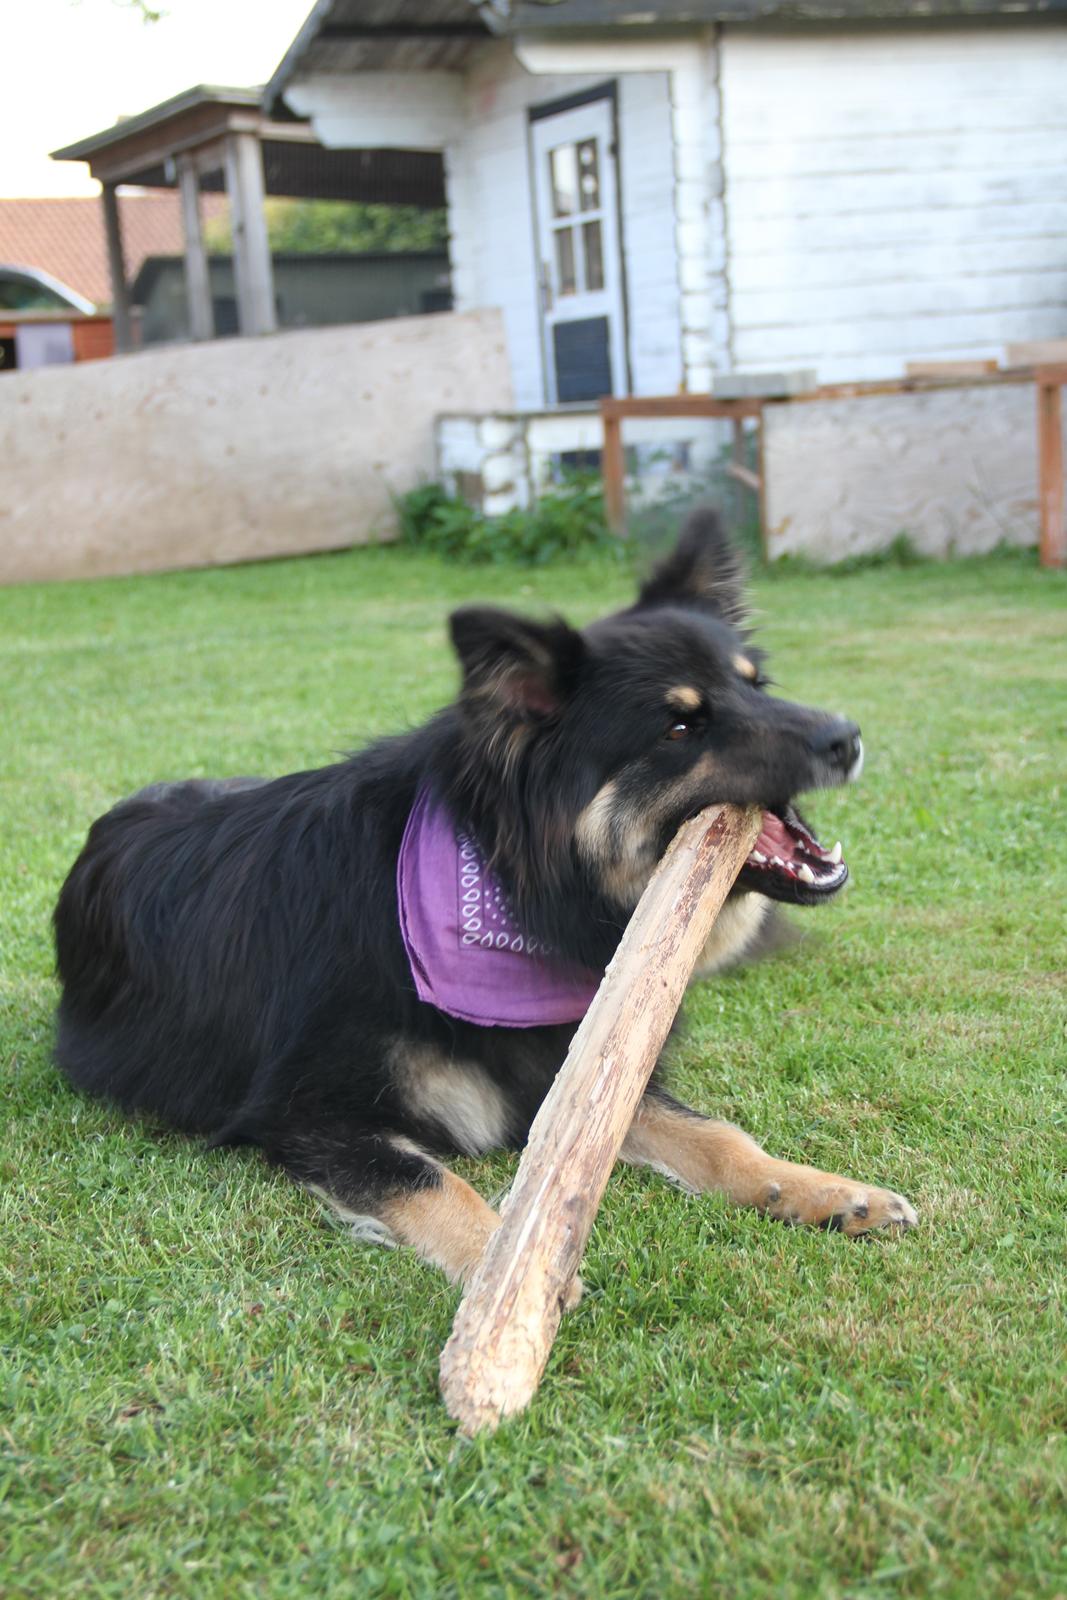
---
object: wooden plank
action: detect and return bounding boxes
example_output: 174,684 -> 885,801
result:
1037,374 -> 1066,570
801,373 -> 1033,403
100,183 -> 133,354
601,406 -> 626,536
602,395 -> 763,421
905,359 -> 999,379
439,802 -> 763,1436
177,155 -> 215,343
1006,339 -> 1067,370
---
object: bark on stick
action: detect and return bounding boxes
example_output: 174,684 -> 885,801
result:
439,802 -> 763,1434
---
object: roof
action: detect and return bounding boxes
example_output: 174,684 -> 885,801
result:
0,194 -> 228,309
52,78 -> 446,209
265,0 -> 1067,108
51,85 -> 265,166
265,1 -> 495,112
505,0 -> 1067,18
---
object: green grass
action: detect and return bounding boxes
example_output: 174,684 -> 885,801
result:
1,545 -> 1065,1599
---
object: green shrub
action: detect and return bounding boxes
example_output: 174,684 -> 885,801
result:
394,476 -> 619,566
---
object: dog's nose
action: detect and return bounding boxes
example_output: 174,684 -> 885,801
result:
808,719 -> 862,772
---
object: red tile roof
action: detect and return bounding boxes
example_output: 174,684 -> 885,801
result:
0,193 -> 228,309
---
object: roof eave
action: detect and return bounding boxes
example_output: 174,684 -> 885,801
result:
263,0 -> 340,118
51,84 -> 264,164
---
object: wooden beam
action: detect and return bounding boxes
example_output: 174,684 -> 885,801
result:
602,394 -> 763,421
176,156 -> 215,343
1037,372 -> 1066,570
223,132 -> 276,337
100,183 -> 133,353
439,802 -> 763,1435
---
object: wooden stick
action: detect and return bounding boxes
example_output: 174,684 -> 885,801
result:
439,801 -> 762,1435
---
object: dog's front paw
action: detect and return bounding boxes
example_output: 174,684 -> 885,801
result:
762,1164 -> 917,1237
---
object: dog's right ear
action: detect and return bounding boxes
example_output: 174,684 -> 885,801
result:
449,607 -> 585,721
634,506 -> 748,627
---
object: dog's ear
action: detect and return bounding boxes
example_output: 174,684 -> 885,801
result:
449,607 -> 585,720
634,507 -> 748,627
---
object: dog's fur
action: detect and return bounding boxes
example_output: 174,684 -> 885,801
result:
53,512 -> 915,1290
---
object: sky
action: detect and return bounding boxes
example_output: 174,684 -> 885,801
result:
1,0 -> 314,197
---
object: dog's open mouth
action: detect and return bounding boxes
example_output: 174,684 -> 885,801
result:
743,805 -> 847,903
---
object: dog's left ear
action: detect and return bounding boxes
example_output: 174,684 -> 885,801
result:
634,507 -> 748,627
449,607 -> 585,720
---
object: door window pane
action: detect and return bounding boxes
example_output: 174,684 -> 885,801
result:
549,144 -> 578,218
582,220 -> 604,291
555,227 -> 577,296
577,139 -> 600,212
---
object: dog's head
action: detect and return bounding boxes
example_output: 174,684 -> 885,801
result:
447,509 -> 860,919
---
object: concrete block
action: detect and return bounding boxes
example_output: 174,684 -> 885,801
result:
481,451 -> 518,494
713,370 -> 818,399
674,185 -> 708,225
678,256 -> 712,295
674,146 -> 709,184
680,289 -> 713,331
479,415 -> 519,451
483,489 -> 520,517
676,219 -> 711,260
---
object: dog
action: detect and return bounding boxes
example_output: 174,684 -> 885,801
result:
53,510 -> 916,1297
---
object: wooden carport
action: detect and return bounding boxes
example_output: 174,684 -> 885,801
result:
51,85 -> 445,353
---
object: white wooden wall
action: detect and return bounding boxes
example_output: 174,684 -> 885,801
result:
288,44 -> 681,409
450,44 -> 681,406
617,72 -> 684,397
720,26 -> 1067,382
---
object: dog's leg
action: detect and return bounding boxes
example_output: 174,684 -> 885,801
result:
622,1092 -> 916,1236
272,1126 -> 503,1287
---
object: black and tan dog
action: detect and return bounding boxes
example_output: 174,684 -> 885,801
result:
54,511 -> 916,1295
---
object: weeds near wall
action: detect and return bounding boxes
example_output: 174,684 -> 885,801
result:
394,477 -> 619,566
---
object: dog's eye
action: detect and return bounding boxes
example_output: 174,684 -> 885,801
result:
666,720 -> 695,740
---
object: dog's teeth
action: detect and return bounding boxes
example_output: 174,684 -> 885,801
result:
797,863 -> 816,884
828,841 -> 842,865
751,850 -> 767,864
772,856 -> 786,868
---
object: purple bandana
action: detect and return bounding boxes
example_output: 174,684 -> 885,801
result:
397,789 -> 601,1027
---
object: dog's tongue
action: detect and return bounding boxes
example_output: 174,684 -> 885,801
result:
747,807 -> 845,889
755,811 -> 798,858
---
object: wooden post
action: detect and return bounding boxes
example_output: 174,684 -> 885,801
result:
601,401 -> 626,535
439,801 -> 762,1435
1036,371 -> 1066,570
756,402 -> 768,562
100,182 -> 133,354
223,131 -> 276,336
177,156 -> 215,343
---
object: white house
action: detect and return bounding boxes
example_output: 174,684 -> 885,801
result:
267,0 -> 1067,407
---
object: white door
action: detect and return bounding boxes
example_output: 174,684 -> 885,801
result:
530,96 -> 628,404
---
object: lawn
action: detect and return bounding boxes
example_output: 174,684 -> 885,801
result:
1,544 -> 1064,1599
